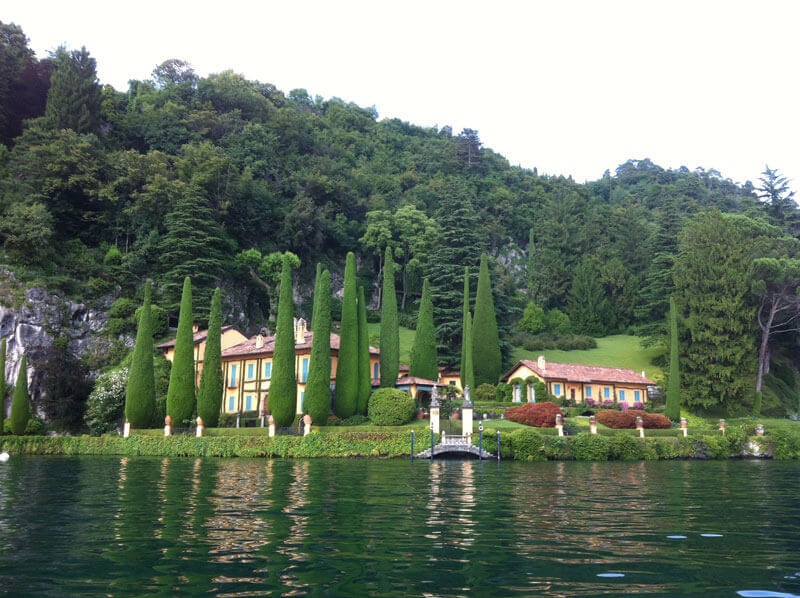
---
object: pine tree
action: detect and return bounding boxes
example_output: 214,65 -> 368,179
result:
166,277 -> 195,425
379,246 -> 399,387
270,255 -> 298,426
335,252 -> 358,417
472,253 -> 502,387
665,296 -> 681,421
43,46 -> 102,134
462,311 -> 474,391
357,286 -> 372,415
197,287 -> 223,427
10,354 -> 30,435
409,278 -> 439,381
567,259 -> 612,336
460,266 -> 471,389
125,280 -> 156,427
305,267 -> 332,426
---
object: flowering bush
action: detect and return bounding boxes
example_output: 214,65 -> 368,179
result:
596,409 -> 672,429
84,368 -> 128,436
505,401 -> 563,427
632,402 -> 644,410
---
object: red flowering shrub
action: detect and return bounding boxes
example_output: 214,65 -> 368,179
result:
596,409 -> 672,429
505,401 -> 563,427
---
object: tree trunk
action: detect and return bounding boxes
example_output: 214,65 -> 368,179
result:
756,296 -> 777,393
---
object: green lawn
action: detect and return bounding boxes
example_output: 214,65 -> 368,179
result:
367,323 -> 416,365
513,334 -> 664,383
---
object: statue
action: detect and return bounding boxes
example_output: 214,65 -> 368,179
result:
463,385 -> 472,408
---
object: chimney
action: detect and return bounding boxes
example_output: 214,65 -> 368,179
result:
255,334 -> 264,349
641,370 -> 646,378
294,318 -> 307,344
537,355 -> 546,371
192,323 -> 199,333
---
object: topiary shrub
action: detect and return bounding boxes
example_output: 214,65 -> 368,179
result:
474,383 -> 497,403
571,433 -> 611,461
627,410 -> 672,429
367,388 -> 415,426
505,401 -> 563,427
597,409 -> 672,429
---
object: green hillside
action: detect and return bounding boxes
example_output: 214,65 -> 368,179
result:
367,323 -> 415,366
513,335 -> 664,384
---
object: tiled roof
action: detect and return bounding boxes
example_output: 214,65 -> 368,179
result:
157,325 -> 237,349
501,359 -> 654,386
222,331 -> 379,358
395,376 -> 444,386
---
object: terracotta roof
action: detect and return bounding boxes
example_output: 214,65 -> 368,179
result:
439,368 -> 461,378
501,359 -> 654,386
157,325 -> 238,349
222,331 -> 379,358
399,364 -> 410,372
395,376 -> 445,386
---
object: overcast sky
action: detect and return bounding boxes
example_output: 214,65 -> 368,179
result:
6,0 -> 799,189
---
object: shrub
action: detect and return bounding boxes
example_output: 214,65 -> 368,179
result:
519,302 -> 546,334
474,383 -> 497,403
495,383 -> 513,402
85,368 -> 128,436
3,417 -> 43,436
769,428 -> 800,460
596,409 -> 672,429
627,410 -> 672,429
510,429 -> 548,461
571,433 -> 611,461
367,388 -> 415,426
331,414 -> 370,426
609,434 -> 645,460
505,402 -> 563,427
511,332 -> 597,352
546,309 -> 571,334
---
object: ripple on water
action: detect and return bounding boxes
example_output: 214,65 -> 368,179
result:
597,573 -> 625,578
737,592 -> 800,597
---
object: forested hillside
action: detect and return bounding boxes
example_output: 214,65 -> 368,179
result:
1,21 -> 798,419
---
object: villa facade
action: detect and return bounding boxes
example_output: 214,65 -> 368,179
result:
157,324 -> 248,388
500,356 -> 654,405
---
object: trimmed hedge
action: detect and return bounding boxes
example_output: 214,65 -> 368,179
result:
367,388 -> 415,426
596,409 -> 672,429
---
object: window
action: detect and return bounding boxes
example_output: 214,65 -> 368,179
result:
373,362 -> 379,379
248,363 -> 254,380
228,396 -> 235,412
230,364 -> 237,387
246,395 -> 252,411
634,390 -> 641,401
449,381 -> 456,386
514,383 -> 521,402
604,387 -> 610,399
302,358 -> 309,382
586,386 -> 592,398
529,383 -> 536,403
300,391 -> 305,410
553,383 -> 561,396
264,361 -> 271,379
620,390 -> 626,401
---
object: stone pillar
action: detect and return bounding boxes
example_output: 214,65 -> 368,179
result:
636,416 -> 644,438
268,415 -> 275,438
462,385 -> 473,439
555,414 -> 564,437
303,414 -> 312,436
196,417 -> 204,438
719,419 -> 726,436
164,415 -> 172,437
589,415 -> 597,435
123,420 -> 130,438
680,417 -> 688,437
430,387 -> 440,434
755,424 -> 764,437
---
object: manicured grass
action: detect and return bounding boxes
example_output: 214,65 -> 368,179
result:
513,334 -> 664,383
367,323 -> 415,365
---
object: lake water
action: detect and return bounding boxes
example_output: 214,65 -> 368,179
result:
0,457 -> 798,596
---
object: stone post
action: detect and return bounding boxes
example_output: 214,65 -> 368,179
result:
268,414 -> 275,438
123,419 -> 130,438
462,385 -> 473,440
680,417 -> 688,437
303,414 -> 312,436
589,415 -> 597,435
164,415 -> 172,437
196,416 -> 204,438
555,414 -> 564,437
755,424 -> 764,437
430,387 -> 440,434
236,413 -> 241,429
636,416 -> 644,438
719,419 -> 726,436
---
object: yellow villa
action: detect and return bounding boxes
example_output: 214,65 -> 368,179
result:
500,355 -> 654,405
220,318 -> 380,416
157,324 -> 247,388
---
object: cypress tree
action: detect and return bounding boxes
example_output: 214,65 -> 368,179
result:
305,267 -> 332,426
197,287 -> 223,427
472,253 -> 502,387
357,286 -> 372,415
166,277 -> 195,426
462,311 -> 474,391
270,255 -> 298,427
379,246 -> 399,387
753,392 -> 763,418
125,280 -> 156,427
460,266 -> 470,389
10,354 -> 30,435
409,278 -> 439,381
665,296 -> 681,421
335,252 -> 358,417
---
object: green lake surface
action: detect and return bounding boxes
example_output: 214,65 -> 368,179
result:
0,457 -> 798,597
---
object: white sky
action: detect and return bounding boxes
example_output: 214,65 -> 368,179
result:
5,0 -> 800,189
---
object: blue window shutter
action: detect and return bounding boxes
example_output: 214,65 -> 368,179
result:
604,387 -> 610,399
265,362 -> 271,379
301,391 -> 305,410
620,390 -> 626,401
373,362 -> 379,379
554,383 -> 561,396
248,364 -> 254,379
635,390 -> 640,401
586,386 -> 592,398
302,358 -> 309,382
231,364 -> 237,387
246,395 -> 252,411
228,396 -> 234,411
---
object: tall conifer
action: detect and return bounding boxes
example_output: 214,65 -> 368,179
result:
270,255 -> 298,426
665,296 -> 681,421
460,267 -> 470,389
305,268 -> 332,425
357,286 -> 372,414
410,278 -> 439,381
166,277 -> 195,425
472,253 -> 502,387
379,246 -> 399,387
125,280 -> 156,427
335,252 -> 358,417
10,354 -> 30,435
43,46 -> 102,134
197,287 -> 223,427
463,311 -> 474,391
